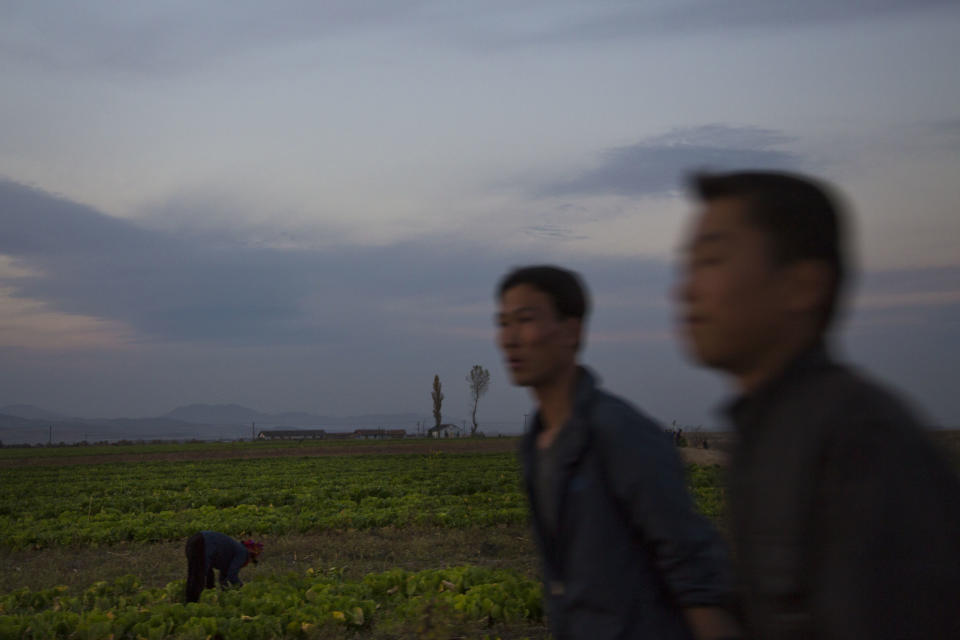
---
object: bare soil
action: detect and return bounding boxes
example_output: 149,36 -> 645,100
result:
678,447 -> 729,466
0,526 -> 539,594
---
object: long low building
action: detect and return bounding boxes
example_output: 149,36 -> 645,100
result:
257,428 -> 408,440
353,428 -> 406,439
257,429 -> 326,440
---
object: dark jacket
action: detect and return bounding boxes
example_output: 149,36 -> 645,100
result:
520,368 -> 732,640
725,345 -> 960,639
201,531 -> 251,586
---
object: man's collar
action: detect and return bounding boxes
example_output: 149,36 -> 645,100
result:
526,365 -> 599,440
571,365 -> 599,416
722,342 -> 833,429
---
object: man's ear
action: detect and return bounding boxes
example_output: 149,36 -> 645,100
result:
563,317 -> 583,351
783,260 -> 833,316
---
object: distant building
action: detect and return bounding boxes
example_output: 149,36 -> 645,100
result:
257,429 -> 326,440
353,428 -> 406,439
428,424 -> 460,439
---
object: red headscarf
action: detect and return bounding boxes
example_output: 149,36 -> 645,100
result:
241,539 -> 263,565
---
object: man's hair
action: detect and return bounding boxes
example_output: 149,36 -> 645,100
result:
690,170 -> 849,330
497,265 -> 590,321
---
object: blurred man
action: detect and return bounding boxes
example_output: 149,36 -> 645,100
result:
185,531 -> 262,602
676,171 -> 960,638
497,265 -> 738,640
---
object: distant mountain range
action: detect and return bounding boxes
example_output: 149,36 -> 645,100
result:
0,403 -> 69,422
0,403 -> 437,445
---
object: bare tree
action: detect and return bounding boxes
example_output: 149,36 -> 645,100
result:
466,365 -> 491,436
432,375 -> 444,429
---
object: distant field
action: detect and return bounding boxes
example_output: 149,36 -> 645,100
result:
0,436 -> 510,459
0,434 -> 728,468
674,429 -> 960,461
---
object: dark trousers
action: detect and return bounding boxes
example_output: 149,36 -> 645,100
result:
184,533 -> 215,603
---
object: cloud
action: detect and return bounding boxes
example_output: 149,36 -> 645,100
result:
857,290 -> 960,311
0,176 -> 689,420
845,266 -> 960,327
0,179 -> 375,345
523,224 -> 588,241
927,119 -> 960,145
456,0 -> 959,49
540,125 -> 800,198
0,1 -> 429,75
0,178 -> 669,348
939,118 -> 960,131
653,0 -> 956,31
0,286 -> 136,350
1,178 -> 957,427
5,1 -> 956,76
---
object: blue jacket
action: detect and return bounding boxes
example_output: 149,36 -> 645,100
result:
201,531 -> 250,586
520,368 -> 732,640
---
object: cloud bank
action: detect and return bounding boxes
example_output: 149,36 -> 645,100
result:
540,125 -> 799,198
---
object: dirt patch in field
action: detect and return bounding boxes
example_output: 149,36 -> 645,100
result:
0,526 -> 539,594
678,447 -> 729,466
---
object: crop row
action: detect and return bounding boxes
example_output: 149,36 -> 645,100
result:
0,452 -> 724,548
0,565 -> 543,639
0,453 -> 526,548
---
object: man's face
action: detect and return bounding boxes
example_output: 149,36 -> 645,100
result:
676,197 -> 790,375
497,284 -> 579,388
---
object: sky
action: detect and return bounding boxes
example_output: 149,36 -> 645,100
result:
1,1 -> 958,431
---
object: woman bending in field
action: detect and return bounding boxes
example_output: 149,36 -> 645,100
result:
185,531 -> 263,602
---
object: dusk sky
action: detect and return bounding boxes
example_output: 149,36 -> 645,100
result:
1,1 -> 958,432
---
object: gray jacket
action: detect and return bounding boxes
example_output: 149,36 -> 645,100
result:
520,368 -> 732,640
726,345 -> 960,639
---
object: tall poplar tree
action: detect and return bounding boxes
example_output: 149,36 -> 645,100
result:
466,365 -> 490,435
431,375 -> 444,429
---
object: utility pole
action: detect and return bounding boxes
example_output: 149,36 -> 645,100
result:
523,414 -> 529,429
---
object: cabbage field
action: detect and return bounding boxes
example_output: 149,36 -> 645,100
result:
0,442 -> 725,638
1,566 -> 543,640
